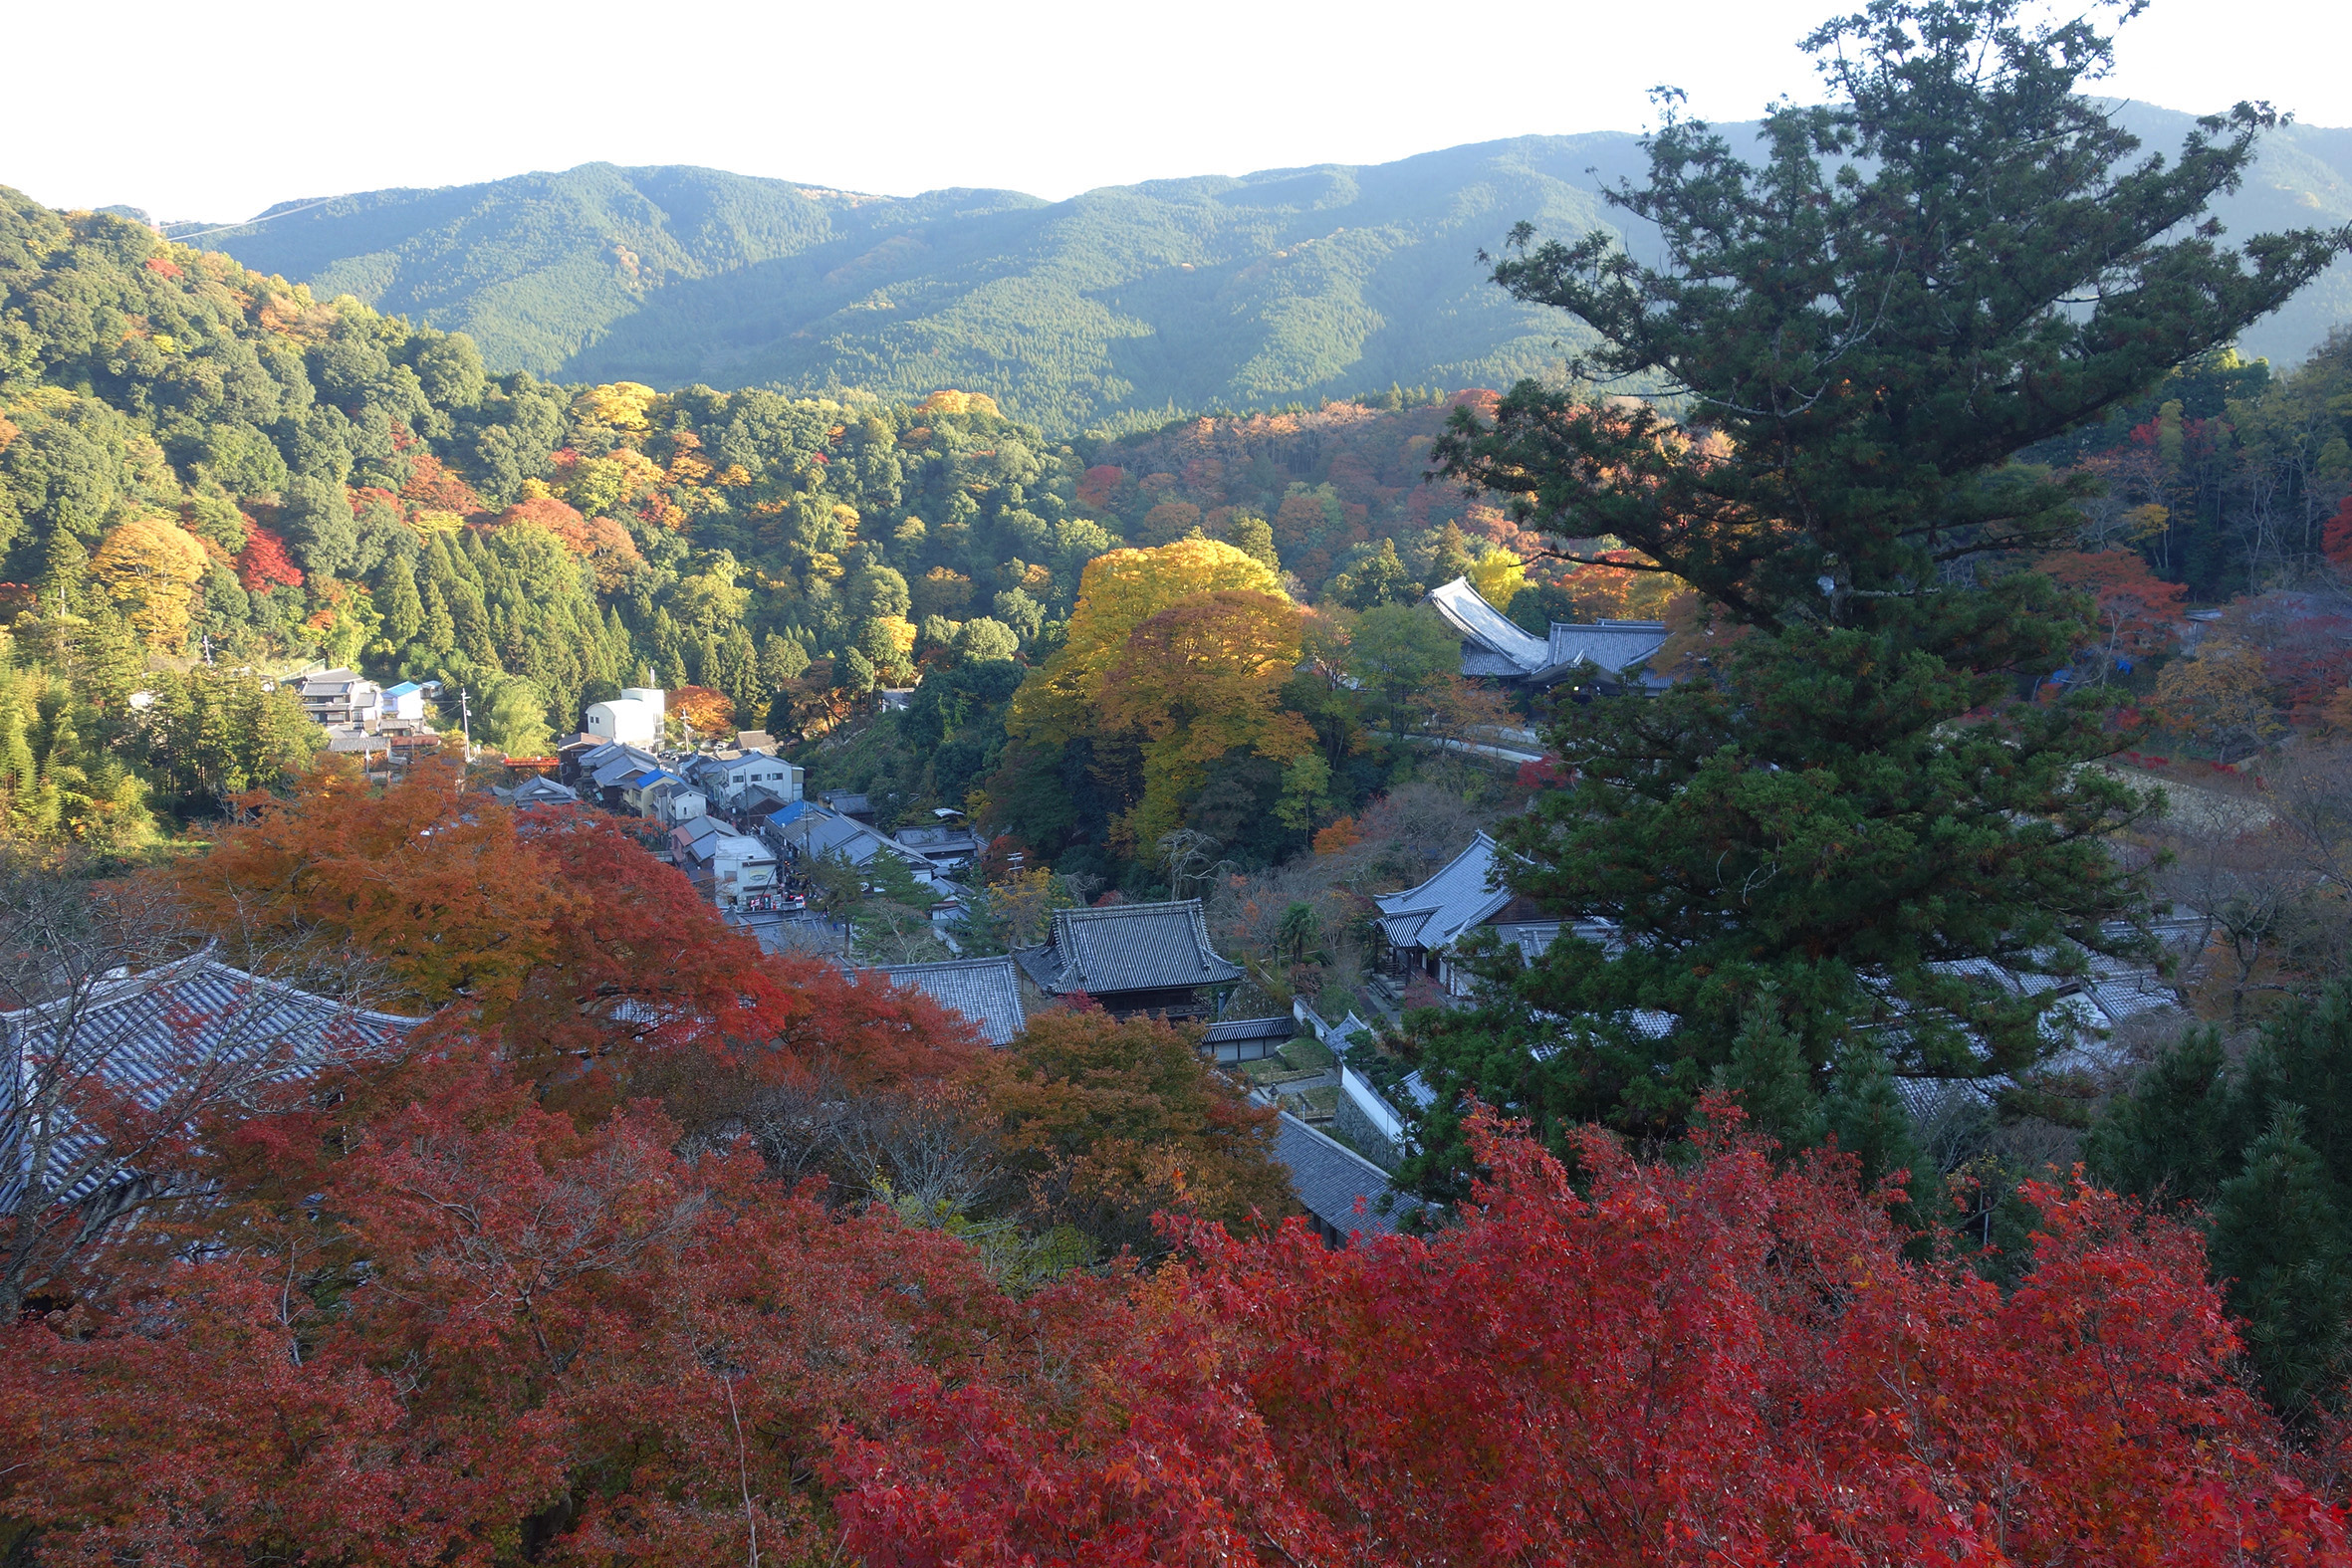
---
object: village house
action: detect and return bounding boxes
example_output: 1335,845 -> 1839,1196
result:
292,668 -> 382,729
667,816 -> 781,911
379,680 -> 429,729
891,822 -> 982,876
685,752 -> 805,813
818,789 -> 875,822
574,743 -> 666,810
644,774 -> 709,827
1011,899 -> 1243,1020
759,799 -> 937,886
489,776 -> 581,807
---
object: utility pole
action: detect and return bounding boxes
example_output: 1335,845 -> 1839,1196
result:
458,686 -> 473,763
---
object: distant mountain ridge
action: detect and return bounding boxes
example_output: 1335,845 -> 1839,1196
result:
168,107 -> 2352,434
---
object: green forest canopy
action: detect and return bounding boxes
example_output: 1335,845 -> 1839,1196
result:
169,108 -> 2352,436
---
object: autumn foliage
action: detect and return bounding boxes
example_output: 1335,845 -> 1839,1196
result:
145,759 -> 982,1113
0,1058 -> 1040,1565
837,1105 -> 2349,1566
10,765 -> 2349,1562
669,683 -> 737,736
4,1028 -> 2345,1564
232,523 -> 303,591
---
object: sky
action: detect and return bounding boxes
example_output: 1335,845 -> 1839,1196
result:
12,0 -> 2343,224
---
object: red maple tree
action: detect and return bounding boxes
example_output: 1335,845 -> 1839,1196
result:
233,524 -> 303,591
2042,548 -> 2190,660
835,1103 -> 2350,1567
0,1056 -> 1032,1564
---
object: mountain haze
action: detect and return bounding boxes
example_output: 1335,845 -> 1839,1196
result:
174,108 -> 2352,433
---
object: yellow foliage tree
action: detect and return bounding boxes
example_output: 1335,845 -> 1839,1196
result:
1469,547 -> 1527,610
572,381 -> 657,432
91,516 -> 207,647
1097,589 -> 1315,848
1008,538 -> 1283,747
2152,639 -> 2281,762
565,448 -> 664,517
917,389 -> 1002,419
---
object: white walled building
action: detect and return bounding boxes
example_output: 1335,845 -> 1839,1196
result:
586,686 -> 666,746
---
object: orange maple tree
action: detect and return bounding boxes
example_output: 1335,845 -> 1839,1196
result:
147,761 -> 982,1111
669,684 -> 737,736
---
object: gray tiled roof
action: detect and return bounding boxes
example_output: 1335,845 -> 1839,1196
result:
1426,576 -> 1548,673
3,955 -> 424,1209
1203,1014 -> 1294,1044
1275,1111 -> 1422,1240
871,956 -> 1027,1046
1373,833 -> 1512,953
1012,899 -> 1244,996
1529,620 -> 1670,686
1424,577 -> 1673,691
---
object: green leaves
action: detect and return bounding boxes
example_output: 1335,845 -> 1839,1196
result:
1404,0 -> 2352,1169
1442,0 -> 2351,628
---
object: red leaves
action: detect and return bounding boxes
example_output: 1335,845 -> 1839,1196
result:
1076,464 -> 1125,509
32,755 -> 2352,1561
1,1055 -> 1025,1565
495,493 -> 588,548
398,449 -> 484,515
1515,753 -> 1568,788
842,1106 -> 2352,1567
232,524 -> 303,591
2324,495 -> 2352,569
7,1030 -> 2347,1563
2042,547 -> 2189,656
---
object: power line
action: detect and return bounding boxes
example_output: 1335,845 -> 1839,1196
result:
164,195 -> 342,243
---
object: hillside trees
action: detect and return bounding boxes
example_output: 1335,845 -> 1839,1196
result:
2089,981 -> 2352,1421
1414,0 -> 2352,1166
0,190 -> 1138,757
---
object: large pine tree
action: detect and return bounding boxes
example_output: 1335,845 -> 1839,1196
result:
1410,0 -> 2352,1171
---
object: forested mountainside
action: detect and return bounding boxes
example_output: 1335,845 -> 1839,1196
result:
0,183 -> 1543,847
161,108 -> 2352,433
0,187 -> 1116,830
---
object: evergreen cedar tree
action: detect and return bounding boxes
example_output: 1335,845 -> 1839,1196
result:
1415,0 -> 2352,1173
8,1086 -> 2344,1564
2090,981 -> 2352,1423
